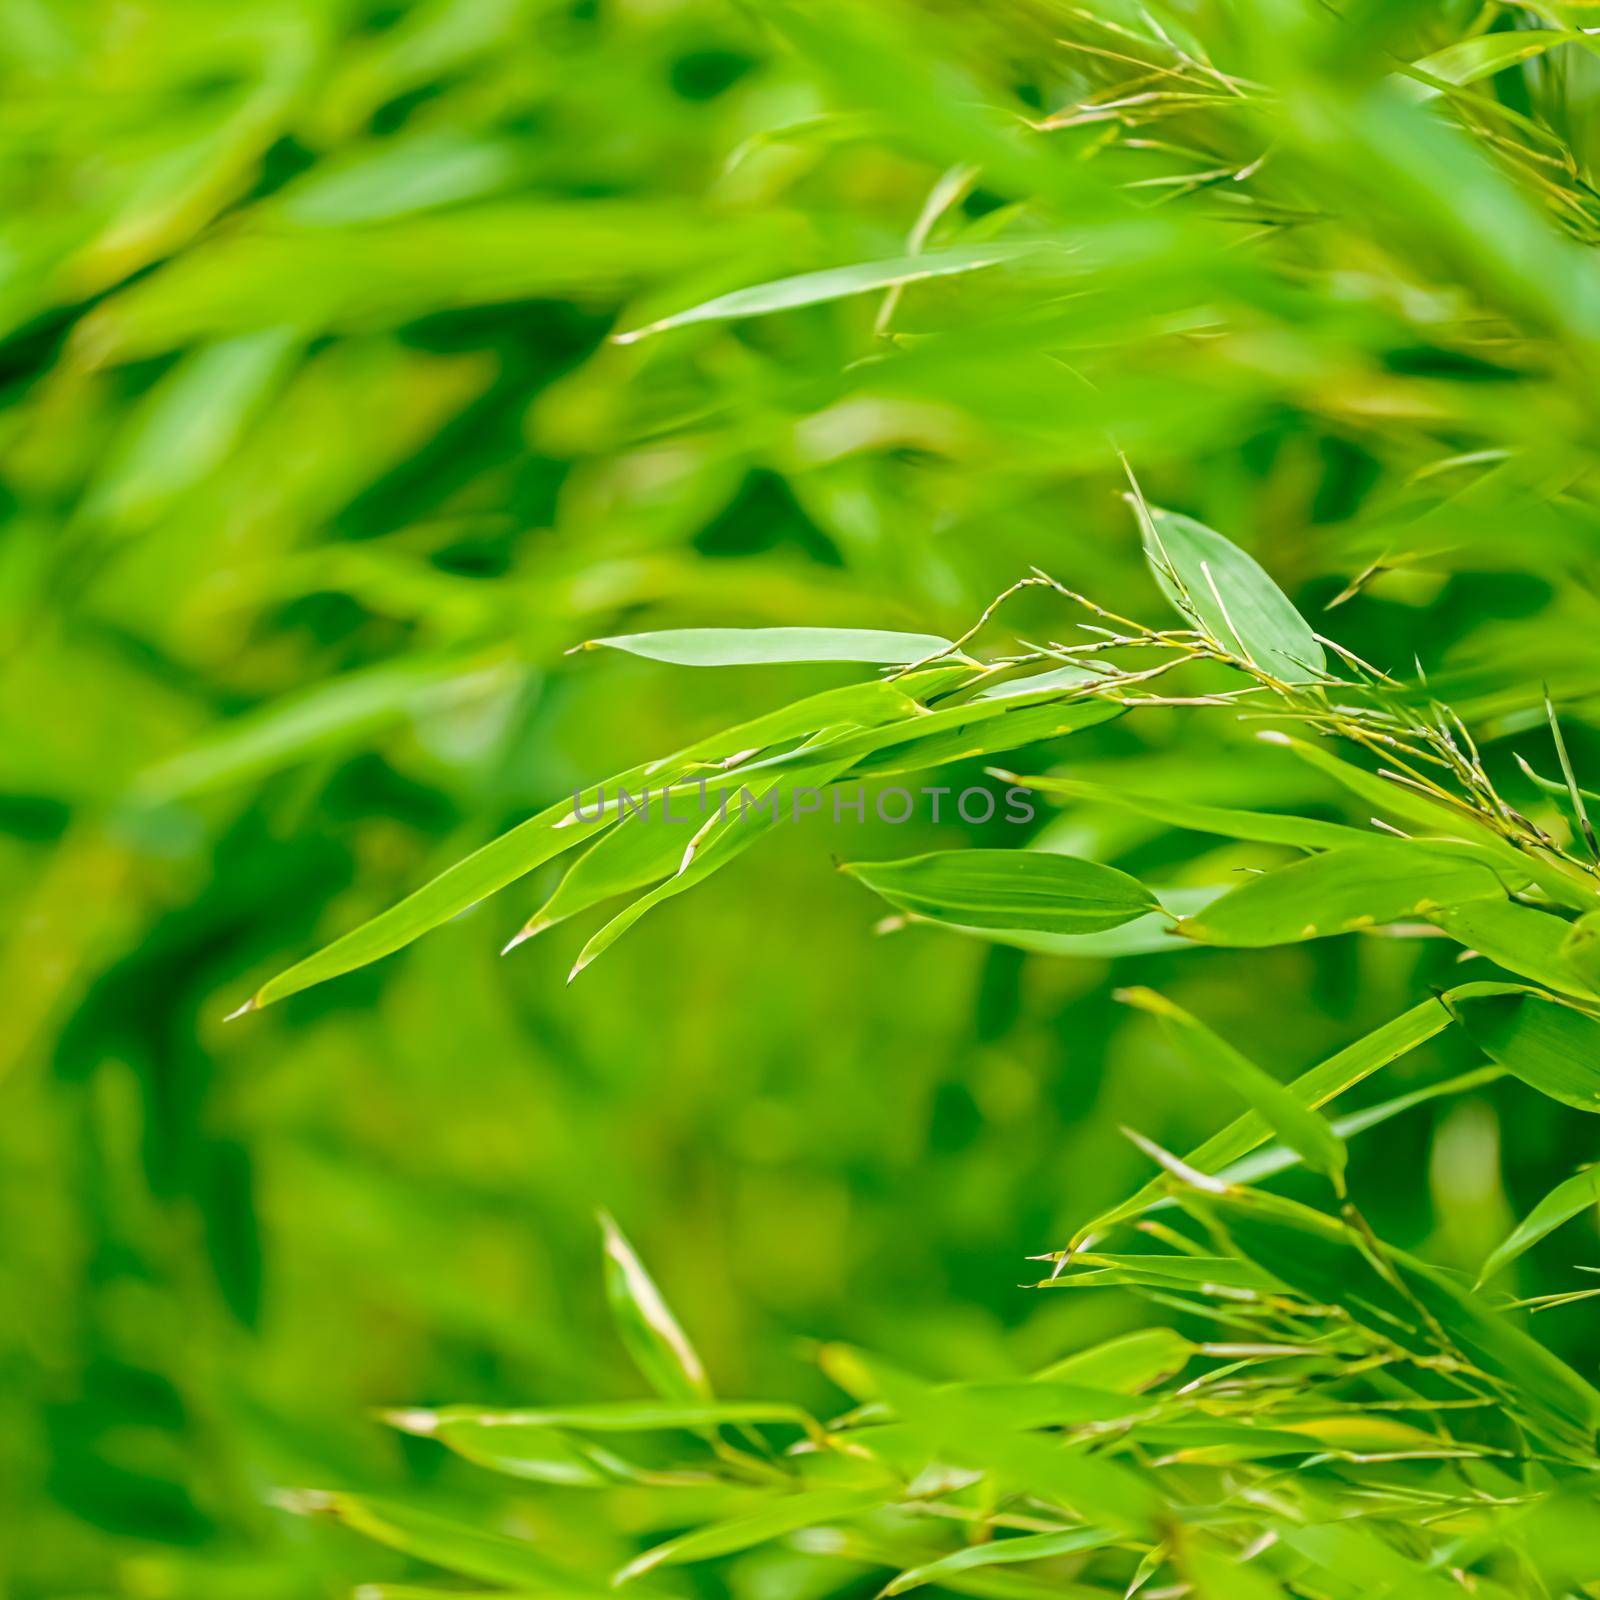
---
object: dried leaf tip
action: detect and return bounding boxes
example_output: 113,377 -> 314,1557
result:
223,997 -> 257,1022
501,921 -> 545,955
380,1408 -> 441,1436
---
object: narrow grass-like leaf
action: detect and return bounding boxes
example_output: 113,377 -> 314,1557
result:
242,678 -> 930,1009
884,1527 -> 1120,1596
1408,30 -> 1575,93
1014,771 -> 1369,849
1073,999 -> 1452,1244
279,1493 -> 582,1590
859,1355 -> 1161,1534
613,244 -> 1047,343
1477,1165 -> 1600,1286
1118,988 -> 1347,1193
601,1212 -> 711,1401
615,1488 -> 892,1583
1260,729 -> 1591,910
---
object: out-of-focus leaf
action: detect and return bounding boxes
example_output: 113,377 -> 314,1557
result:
280,1492 -> 580,1590
1118,988 -> 1347,1193
613,244 -> 1049,344
582,627 -> 953,666
1447,986 -> 1600,1113
1560,909 -> 1600,991
1477,1164 -> 1600,1286
1184,1540 -> 1288,1600
84,330 -> 297,529
601,1212 -> 711,1402
139,655 -> 516,800
1032,1328 -> 1194,1391
1407,30 -> 1575,93
615,1487 -> 893,1583
1180,843 -> 1505,947
1137,507 -> 1324,682
884,1526 -> 1120,1596
393,1399 -> 814,1433
859,1355 -> 1161,1535
844,849 -> 1159,934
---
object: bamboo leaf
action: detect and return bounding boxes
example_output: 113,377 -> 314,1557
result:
1136,506 -> 1324,683
581,627 -> 953,666
613,244 -> 1048,343
843,850 -> 1159,934
1118,988 -> 1347,1193
1446,986 -> 1600,1113
601,1212 -> 711,1402
1181,842 -> 1506,947
1477,1165 -> 1600,1286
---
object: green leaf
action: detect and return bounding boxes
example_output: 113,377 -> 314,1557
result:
859,1354 -> 1162,1534
615,1488 -> 893,1583
1408,30 -> 1575,93
972,663 -> 1103,700
1014,771 -> 1370,850
571,749 -> 860,976
940,885 -> 1223,959
1447,986 -> 1600,1113
1184,1539 -> 1290,1600
139,653 -> 514,801
1032,1328 -> 1194,1391
1560,909 -> 1600,992
1137,506 -> 1325,682
1181,842 -> 1506,947
1220,1065 -> 1506,1186
601,1212 -> 711,1402
394,1399 -> 813,1433
1183,1185 -> 1600,1449
1433,899 -> 1599,998
843,850 -> 1159,934
613,244 -> 1047,343
1073,999 -> 1453,1244
1477,1164 -> 1600,1286
581,627 -> 954,666
884,1527 -> 1120,1596
1118,988 -> 1347,1193
1260,729 -> 1590,910
241,676 -> 932,1009
848,697 -> 1121,777
279,1492 -> 580,1590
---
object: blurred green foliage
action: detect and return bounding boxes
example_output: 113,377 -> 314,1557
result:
5,0 -> 1600,1594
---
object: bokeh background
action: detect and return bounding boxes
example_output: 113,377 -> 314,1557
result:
6,0 -> 1600,1593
